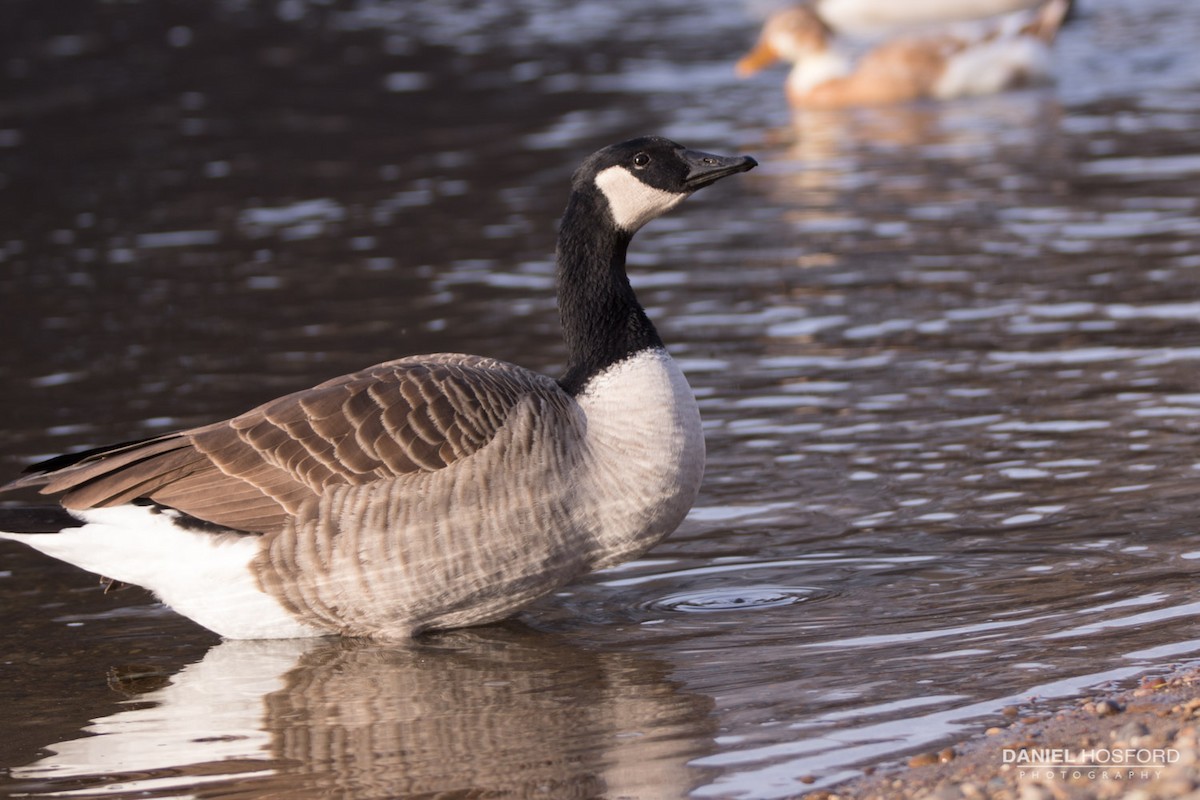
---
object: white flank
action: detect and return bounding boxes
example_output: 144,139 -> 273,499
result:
934,36 -> 1050,99
594,166 -> 688,233
575,348 -> 706,568
0,506 -> 322,639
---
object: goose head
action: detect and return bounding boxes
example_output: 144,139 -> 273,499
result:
737,6 -> 834,77
574,136 -> 758,233
555,137 -> 756,396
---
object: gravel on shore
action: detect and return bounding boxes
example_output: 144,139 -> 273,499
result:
810,667 -> 1200,800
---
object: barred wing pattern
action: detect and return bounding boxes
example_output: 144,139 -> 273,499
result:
7,354 -> 558,534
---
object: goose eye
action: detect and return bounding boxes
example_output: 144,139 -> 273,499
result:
632,152 -> 650,168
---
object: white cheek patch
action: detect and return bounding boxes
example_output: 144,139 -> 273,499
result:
594,166 -> 688,232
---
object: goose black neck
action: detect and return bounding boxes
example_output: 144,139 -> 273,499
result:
555,189 -> 664,396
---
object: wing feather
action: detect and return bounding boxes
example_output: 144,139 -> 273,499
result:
5,355 -> 566,534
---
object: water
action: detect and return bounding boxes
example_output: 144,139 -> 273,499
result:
1,0 -> 1199,797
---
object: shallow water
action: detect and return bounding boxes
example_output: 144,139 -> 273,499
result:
2,0 -> 1200,797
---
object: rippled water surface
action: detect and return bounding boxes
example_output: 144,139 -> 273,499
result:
2,0 -> 1200,797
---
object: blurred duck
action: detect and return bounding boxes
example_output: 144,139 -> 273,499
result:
813,0 -> 1061,38
737,0 -> 1071,109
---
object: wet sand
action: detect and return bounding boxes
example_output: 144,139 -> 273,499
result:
817,667 -> 1200,800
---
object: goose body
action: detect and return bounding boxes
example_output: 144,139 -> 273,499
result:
0,137 -> 756,639
737,0 -> 1070,109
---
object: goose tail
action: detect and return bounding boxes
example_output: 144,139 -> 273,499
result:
0,506 -> 321,639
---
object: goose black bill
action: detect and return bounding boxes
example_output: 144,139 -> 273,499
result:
681,149 -> 758,190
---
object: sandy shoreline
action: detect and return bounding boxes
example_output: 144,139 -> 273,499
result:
813,667 -> 1200,800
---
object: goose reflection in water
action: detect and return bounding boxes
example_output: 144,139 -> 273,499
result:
8,628 -> 716,799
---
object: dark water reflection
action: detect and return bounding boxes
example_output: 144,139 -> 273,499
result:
2,0 -> 1200,797
6,630 -> 717,799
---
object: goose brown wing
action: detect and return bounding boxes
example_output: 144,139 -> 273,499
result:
5,355 -> 562,534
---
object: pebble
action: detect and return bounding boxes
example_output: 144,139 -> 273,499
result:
1081,699 -> 1123,717
1135,676 -> 1169,697
958,783 -> 983,799
1016,784 -> 1053,800
909,752 -> 941,768
1159,776 -> 1199,795
1110,719 -> 1151,744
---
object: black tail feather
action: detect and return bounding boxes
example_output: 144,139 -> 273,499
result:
20,435 -> 167,476
0,506 -> 82,533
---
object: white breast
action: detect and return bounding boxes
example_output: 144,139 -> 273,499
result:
574,348 -> 705,568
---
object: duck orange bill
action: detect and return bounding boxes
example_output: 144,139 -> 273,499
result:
736,37 -> 779,77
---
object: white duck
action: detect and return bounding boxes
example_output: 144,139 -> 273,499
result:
738,0 -> 1071,109
813,0 -> 1064,38
0,137 -> 756,640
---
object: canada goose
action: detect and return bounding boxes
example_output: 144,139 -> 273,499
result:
737,0 -> 1070,109
0,137 -> 757,640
